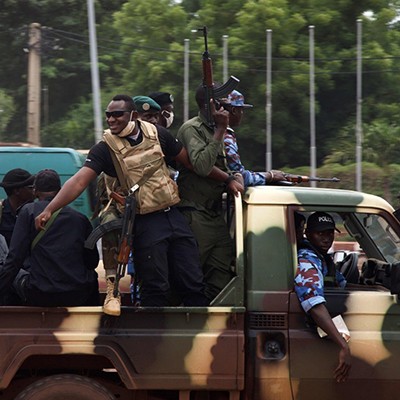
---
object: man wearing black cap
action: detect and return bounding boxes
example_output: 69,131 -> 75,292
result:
148,92 -> 174,128
0,169 -> 99,306
0,168 -> 35,246
294,212 -> 351,383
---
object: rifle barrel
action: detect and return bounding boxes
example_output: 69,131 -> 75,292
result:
284,174 -> 340,183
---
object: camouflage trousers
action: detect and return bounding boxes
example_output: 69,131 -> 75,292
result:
100,207 -> 121,277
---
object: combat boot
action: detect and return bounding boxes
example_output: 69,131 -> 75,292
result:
103,278 -> 121,316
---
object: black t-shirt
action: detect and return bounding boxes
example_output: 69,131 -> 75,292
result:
84,122 -> 183,177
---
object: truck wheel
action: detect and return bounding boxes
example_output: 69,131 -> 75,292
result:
15,374 -> 116,400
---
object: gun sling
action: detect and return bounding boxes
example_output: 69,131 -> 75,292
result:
31,208 -> 63,250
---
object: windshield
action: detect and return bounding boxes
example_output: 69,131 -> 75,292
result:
352,213 -> 400,264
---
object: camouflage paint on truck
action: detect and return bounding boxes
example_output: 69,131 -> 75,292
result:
1,185 -> 400,400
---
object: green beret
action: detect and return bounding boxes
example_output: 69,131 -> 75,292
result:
132,96 -> 161,112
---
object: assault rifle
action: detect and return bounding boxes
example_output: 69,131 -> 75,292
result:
195,26 -> 239,127
283,174 -> 340,184
84,185 -> 139,297
111,185 -> 138,297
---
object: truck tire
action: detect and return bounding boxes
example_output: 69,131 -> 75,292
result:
15,374 -> 116,400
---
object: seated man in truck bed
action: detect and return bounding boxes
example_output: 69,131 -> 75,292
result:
294,212 -> 351,383
0,169 -> 99,307
0,168 -> 35,246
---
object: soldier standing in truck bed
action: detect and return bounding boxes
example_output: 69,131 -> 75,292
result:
176,83 -> 244,302
35,94 -> 209,315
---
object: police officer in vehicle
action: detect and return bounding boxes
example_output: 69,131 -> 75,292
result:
294,212 -> 351,383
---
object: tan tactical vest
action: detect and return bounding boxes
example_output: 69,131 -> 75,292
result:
103,121 -> 180,214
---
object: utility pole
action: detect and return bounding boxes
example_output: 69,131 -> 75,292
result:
87,0 -> 102,143
222,35 -> 229,83
183,38 -> 190,122
265,29 -> 272,172
309,25 -> 316,187
27,22 -> 41,146
355,19 -> 363,192
42,85 -> 49,127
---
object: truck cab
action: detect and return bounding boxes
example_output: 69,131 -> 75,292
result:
243,186 -> 400,400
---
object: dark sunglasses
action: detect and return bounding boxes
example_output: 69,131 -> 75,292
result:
105,110 -> 130,119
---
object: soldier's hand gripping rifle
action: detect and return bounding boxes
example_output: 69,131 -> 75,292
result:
112,184 -> 139,297
195,26 -> 240,126
84,185 -> 139,297
283,174 -> 340,184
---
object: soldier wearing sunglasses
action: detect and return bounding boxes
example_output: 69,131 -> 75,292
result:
35,94 -> 210,315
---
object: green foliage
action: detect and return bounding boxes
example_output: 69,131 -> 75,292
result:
1,0 -> 400,199
40,95 -> 103,149
0,90 -> 14,140
286,161 -> 400,204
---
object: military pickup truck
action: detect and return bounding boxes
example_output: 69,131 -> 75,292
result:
2,185 -> 400,400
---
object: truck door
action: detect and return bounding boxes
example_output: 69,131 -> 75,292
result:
289,210 -> 400,400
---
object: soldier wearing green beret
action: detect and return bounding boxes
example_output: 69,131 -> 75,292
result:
132,96 -> 161,126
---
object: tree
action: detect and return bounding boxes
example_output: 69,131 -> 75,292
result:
2,0 -> 400,181
0,90 -> 14,140
0,0 -> 124,144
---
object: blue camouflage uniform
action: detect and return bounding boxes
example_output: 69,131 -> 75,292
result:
224,127 -> 265,187
294,240 -> 347,313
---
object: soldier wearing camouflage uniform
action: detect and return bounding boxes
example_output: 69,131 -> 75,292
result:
222,90 -> 288,188
35,94 -> 209,315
